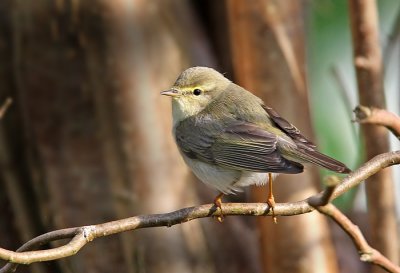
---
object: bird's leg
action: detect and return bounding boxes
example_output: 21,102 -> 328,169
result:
267,173 -> 277,224
213,192 -> 224,222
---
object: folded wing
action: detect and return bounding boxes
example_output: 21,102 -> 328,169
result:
175,120 -> 304,174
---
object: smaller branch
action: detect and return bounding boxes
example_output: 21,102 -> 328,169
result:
331,66 -> 355,119
314,204 -> 400,273
332,151 -> 400,199
308,175 -> 340,207
0,228 -> 78,273
263,2 -> 306,95
353,105 -> 400,139
0,98 -> 12,119
0,229 -> 87,265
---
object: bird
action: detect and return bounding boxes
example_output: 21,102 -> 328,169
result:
161,66 -> 351,221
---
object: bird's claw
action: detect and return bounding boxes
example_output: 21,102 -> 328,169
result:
267,195 -> 277,224
213,193 -> 224,222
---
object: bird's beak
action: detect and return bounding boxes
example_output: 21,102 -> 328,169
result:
161,88 -> 180,97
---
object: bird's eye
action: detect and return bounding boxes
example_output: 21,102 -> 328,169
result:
193,88 -> 202,96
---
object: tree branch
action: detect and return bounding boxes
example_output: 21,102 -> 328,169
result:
0,150 -> 399,273
353,105 -> 400,139
0,98 -> 12,119
313,204 -> 400,273
308,172 -> 400,273
308,175 -> 341,207
316,204 -> 400,273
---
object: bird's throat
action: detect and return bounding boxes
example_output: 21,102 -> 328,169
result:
171,98 -> 203,127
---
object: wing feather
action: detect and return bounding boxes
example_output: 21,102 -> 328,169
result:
263,105 -> 316,150
175,119 -> 303,173
263,105 -> 351,173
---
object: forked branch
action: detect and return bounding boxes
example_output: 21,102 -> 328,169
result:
314,204 -> 400,273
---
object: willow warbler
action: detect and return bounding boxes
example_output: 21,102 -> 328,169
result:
161,67 -> 350,216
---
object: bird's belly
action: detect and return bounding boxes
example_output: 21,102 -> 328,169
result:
182,155 -> 241,194
182,155 -> 277,194
234,172 -> 270,187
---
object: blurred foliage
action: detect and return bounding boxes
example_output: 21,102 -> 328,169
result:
307,0 -> 400,210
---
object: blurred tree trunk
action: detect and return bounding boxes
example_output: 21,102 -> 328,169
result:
348,1 -> 399,272
4,1 -> 131,272
85,1 -> 216,272
226,1 -> 339,273
0,1 -> 264,273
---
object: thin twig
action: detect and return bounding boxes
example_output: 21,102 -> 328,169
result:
0,150 -> 399,273
263,2 -> 306,95
0,98 -> 12,119
353,105 -> 400,139
308,175 -> 340,207
0,228 -> 78,273
314,204 -> 400,273
308,164 -> 400,272
331,66 -> 355,120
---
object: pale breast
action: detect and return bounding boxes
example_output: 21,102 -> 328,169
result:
182,153 -> 277,194
181,154 -> 242,194
234,172 -> 277,188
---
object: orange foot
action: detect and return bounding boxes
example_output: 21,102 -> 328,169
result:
213,193 -> 224,222
267,173 -> 277,224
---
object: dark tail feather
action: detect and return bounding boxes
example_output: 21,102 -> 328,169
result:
297,149 -> 351,174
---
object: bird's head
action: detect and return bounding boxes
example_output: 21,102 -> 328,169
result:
161,67 -> 231,123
